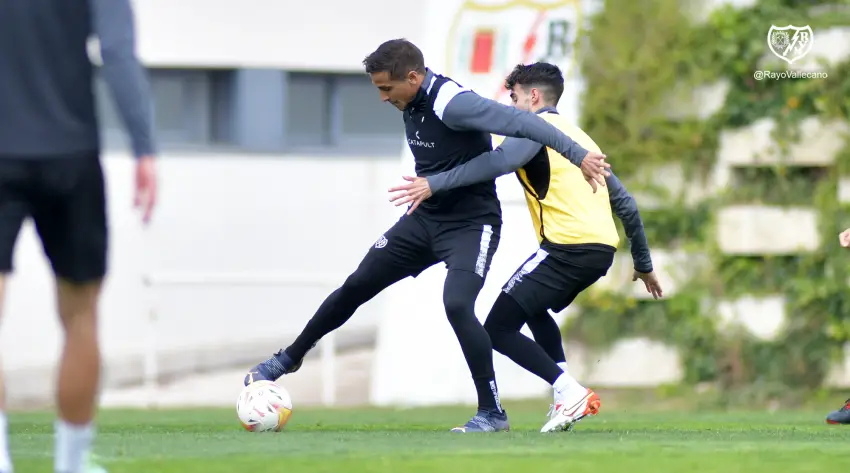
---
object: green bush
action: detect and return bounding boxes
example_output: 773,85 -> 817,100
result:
567,0 -> 850,402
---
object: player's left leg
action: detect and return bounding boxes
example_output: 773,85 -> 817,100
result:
485,247 -> 613,432
526,284 -> 590,418
32,153 -> 109,473
432,221 -> 508,433
826,398 -> 850,424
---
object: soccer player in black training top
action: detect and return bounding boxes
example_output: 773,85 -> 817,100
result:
390,62 -> 663,432
245,39 -> 610,433
0,1 -> 157,472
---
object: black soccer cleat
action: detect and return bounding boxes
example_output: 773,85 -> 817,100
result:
244,350 -> 302,386
826,398 -> 850,425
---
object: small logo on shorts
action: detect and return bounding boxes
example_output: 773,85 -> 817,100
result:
375,235 -> 388,249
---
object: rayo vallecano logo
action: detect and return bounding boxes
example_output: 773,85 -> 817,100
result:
445,0 -> 582,105
767,25 -> 814,64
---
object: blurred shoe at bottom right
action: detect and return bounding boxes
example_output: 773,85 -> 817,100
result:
826,399 -> 850,425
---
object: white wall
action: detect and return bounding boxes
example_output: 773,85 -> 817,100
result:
1,152 -> 404,377
131,0 -> 427,70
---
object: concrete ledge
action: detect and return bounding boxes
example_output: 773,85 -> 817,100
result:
716,205 -> 819,254
717,117 -> 849,167
595,249 -> 708,299
626,164 -> 717,210
100,349 -> 376,409
5,328 -> 376,409
825,343 -> 850,388
569,338 -> 683,387
838,177 -> 850,203
717,295 -> 786,341
686,0 -> 757,24
786,27 -> 850,73
663,80 -> 730,121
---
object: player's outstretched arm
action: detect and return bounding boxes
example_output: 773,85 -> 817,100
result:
607,172 -> 663,299
436,86 -> 585,164
427,138 -> 543,194
607,172 -> 653,273
433,84 -> 609,189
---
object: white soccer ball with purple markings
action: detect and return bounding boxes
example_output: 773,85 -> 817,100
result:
236,380 -> 293,432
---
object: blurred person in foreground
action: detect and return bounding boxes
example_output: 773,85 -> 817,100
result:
826,228 -> 850,425
0,0 -> 157,472
389,62 -> 662,432
245,39 -> 611,433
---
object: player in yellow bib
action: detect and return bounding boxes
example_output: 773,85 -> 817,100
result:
390,62 -> 663,432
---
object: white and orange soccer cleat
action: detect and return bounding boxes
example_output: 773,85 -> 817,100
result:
540,388 -> 601,433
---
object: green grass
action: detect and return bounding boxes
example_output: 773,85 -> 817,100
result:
8,401 -> 850,473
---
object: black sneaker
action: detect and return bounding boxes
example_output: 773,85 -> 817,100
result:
826,398 -> 850,425
450,409 -> 510,433
243,350 -> 302,386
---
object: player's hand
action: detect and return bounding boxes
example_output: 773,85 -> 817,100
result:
840,228 -> 850,249
578,151 -> 610,193
388,176 -> 432,215
633,270 -> 663,299
134,155 -> 157,225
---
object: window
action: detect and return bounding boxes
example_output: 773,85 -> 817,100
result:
96,68 -> 234,150
336,74 -> 403,144
284,72 -> 403,154
285,73 -> 332,147
96,68 -> 405,155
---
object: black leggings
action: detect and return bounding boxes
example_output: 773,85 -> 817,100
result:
526,315 -> 567,364
285,257 -> 498,409
483,293 -> 564,385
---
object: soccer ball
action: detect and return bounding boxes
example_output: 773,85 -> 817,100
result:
236,380 -> 293,432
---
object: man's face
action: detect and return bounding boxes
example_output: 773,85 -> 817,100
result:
509,85 -> 534,112
370,71 -> 420,111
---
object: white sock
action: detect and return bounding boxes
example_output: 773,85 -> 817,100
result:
552,371 -> 585,401
54,419 -> 94,473
0,413 -> 12,473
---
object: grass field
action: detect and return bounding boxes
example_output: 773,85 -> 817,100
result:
8,399 -> 850,473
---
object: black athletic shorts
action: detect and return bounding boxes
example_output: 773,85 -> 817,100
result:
367,212 -> 500,279
0,152 -> 108,283
502,242 -> 614,317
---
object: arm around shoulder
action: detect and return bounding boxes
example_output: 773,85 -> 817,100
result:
427,138 -> 544,194
436,88 -> 589,166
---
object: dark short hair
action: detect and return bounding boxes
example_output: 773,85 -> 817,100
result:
362,39 -> 426,80
504,62 -> 564,105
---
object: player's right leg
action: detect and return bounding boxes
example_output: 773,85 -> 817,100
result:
0,278 -> 10,473
0,157 -> 38,473
30,153 -> 109,473
245,214 -> 436,385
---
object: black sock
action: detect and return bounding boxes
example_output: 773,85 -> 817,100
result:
443,270 -> 502,413
484,293 -> 563,386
